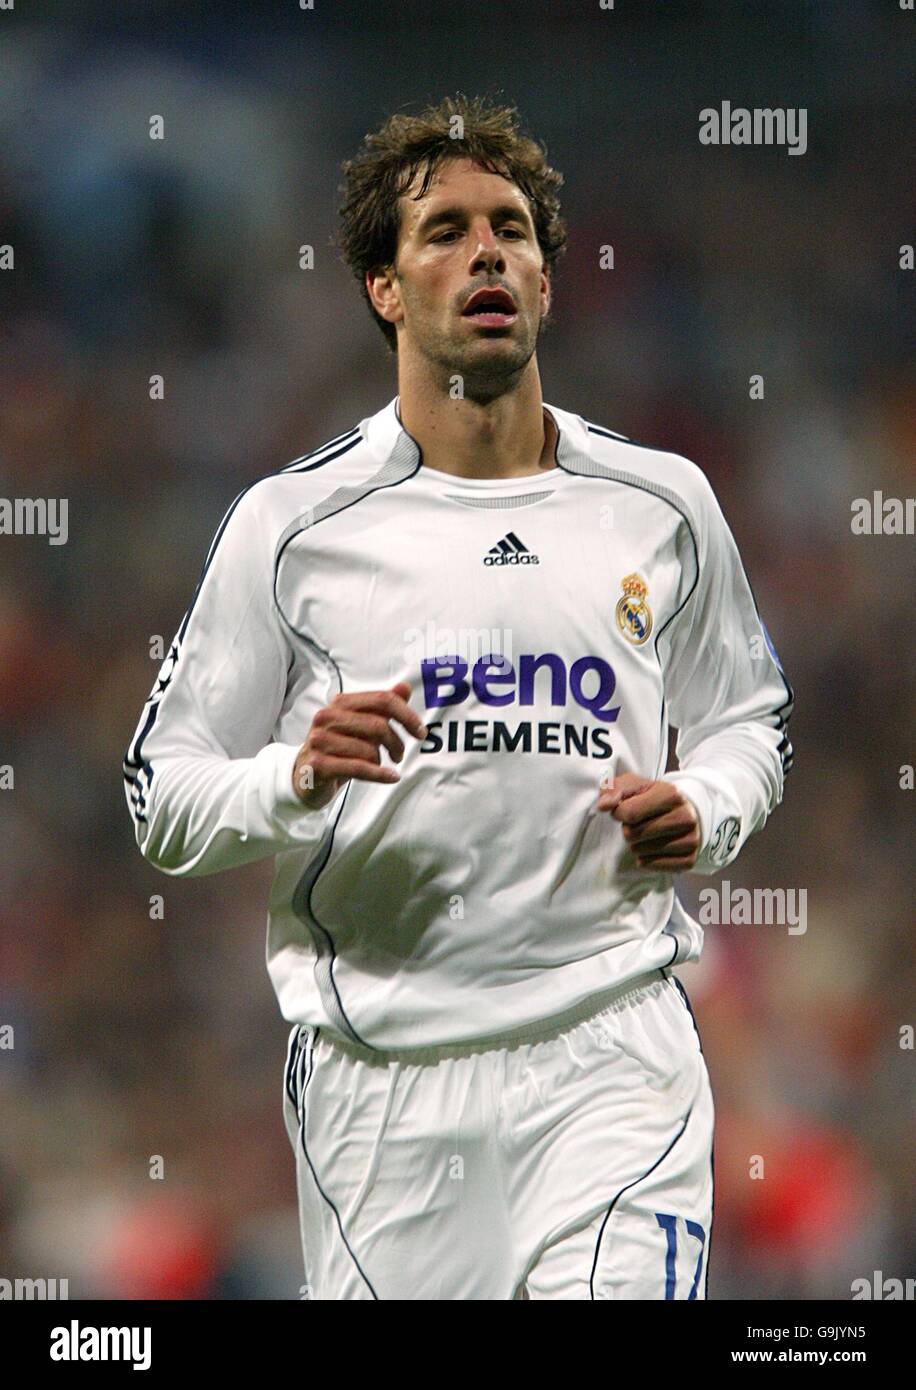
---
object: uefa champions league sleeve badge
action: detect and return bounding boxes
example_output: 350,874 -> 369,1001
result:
615,573 -> 653,645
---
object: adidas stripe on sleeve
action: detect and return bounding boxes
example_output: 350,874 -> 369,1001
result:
655,463 -> 794,873
122,477 -> 332,876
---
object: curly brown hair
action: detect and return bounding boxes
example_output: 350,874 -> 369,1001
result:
335,93 -> 568,353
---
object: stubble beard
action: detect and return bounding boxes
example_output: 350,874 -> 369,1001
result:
411,307 -> 542,406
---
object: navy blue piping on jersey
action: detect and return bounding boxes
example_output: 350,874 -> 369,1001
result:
558,443 -> 702,971
279,427 -> 363,474
588,1103 -> 694,1299
558,436 -> 702,726
271,462 -> 423,628
734,573 -> 795,776
177,431 -> 361,652
285,1023 -> 301,1111
670,974 -> 715,1299
296,1027 -> 379,1300
662,928 -> 683,969
272,445 -> 424,1055
584,421 -> 631,443
122,430 -> 360,821
289,781 -> 376,1050
584,422 -> 795,779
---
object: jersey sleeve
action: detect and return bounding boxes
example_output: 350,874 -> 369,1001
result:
658,468 -> 794,874
122,482 -> 332,876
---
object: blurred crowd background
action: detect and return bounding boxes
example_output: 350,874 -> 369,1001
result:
0,0 -> 912,1299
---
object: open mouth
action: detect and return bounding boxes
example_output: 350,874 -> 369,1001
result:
461,287 -> 518,328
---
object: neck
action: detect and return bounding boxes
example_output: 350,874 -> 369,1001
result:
396,361 -> 557,480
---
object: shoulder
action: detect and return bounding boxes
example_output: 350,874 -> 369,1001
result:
572,412 -> 724,546
216,419 -> 380,540
580,416 -> 716,510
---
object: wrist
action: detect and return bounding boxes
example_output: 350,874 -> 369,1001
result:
256,742 -> 324,823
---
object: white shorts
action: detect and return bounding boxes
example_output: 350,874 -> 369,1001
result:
282,967 -> 715,1300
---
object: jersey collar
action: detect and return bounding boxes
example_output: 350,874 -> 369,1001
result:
361,394 -> 593,473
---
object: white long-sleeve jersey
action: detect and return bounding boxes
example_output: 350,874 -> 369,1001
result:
123,395 -> 794,1051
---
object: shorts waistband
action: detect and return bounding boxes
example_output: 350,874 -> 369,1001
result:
314,967 -> 672,1065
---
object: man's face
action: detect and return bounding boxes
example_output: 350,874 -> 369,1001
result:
375,157 -> 551,399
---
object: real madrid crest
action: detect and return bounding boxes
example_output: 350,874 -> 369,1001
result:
615,573 -> 653,645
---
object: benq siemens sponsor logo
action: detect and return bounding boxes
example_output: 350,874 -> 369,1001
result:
419,651 -> 619,759
483,531 -> 539,565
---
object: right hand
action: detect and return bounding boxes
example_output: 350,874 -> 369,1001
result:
291,681 -> 428,810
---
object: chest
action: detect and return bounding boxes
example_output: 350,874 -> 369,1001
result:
275,482 -> 685,702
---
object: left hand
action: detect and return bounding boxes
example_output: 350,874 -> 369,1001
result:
597,772 -> 701,872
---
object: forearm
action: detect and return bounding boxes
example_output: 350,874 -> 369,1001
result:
128,741 -> 330,877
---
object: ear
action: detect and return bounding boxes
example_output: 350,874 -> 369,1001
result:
540,265 -> 551,319
366,265 -> 403,327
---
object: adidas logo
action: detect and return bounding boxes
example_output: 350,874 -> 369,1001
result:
483,531 -> 540,566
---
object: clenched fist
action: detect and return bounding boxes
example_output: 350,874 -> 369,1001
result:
598,772 -> 701,872
292,681 -> 428,811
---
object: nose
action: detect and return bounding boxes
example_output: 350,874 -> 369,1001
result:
468,221 -> 505,275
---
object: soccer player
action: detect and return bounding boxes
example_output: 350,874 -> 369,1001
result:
123,94 -> 793,1300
